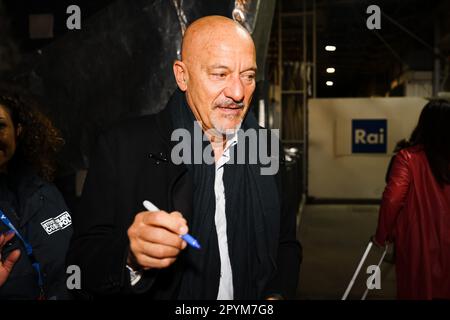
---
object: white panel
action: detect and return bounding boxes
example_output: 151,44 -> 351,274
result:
308,97 -> 427,199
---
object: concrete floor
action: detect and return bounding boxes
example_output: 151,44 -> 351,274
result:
296,204 -> 397,300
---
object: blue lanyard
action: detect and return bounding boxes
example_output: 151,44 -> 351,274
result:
0,209 -> 44,294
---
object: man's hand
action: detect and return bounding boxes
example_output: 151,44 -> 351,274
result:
0,232 -> 21,287
127,210 -> 188,270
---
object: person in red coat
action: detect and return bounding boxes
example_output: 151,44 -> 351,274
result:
375,99 -> 450,300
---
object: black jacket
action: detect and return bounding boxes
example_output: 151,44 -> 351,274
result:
0,170 -> 73,300
67,92 -> 301,299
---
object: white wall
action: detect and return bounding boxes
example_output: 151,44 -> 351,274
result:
308,97 -> 427,199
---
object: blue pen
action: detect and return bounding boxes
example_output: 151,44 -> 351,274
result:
142,200 -> 201,250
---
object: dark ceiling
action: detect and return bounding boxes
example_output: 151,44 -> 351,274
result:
2,0 -> 115,51
2,0 -> 450,98
268,0 -> 450,97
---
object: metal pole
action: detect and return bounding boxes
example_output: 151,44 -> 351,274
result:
342,242 -> 373,300
361,245 -> 388,300
277,0 -> 283,139
313,0 -> 317,98
302,0 -> 308,196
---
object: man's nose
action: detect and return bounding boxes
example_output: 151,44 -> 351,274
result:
223,75 -> 245,103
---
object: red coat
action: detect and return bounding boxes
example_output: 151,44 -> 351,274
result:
375,145 -> 450,300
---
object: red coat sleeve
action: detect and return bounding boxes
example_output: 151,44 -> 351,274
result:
375,150 -> 411,245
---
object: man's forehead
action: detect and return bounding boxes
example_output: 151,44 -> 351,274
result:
201,55 -> 257,71
201,41 -> 255,61
201,59 -> 257,71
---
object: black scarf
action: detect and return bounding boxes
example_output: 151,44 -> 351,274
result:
169,90 -> 279,299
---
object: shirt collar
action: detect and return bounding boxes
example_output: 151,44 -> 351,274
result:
217,130 -> 239,169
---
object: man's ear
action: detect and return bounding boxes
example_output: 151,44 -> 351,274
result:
173,60 -> 188,91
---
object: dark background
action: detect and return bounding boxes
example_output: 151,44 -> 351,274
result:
1,0 -> 449,212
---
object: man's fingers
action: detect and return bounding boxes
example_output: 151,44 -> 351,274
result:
137,226 -> 184,249
142,211 -> 188,235
3,249 -> 21,272
136,241 -> 181,259
170,211 -> 183,219
127,211 -> 189,269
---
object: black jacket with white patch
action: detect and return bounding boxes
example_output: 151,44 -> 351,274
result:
0,169 -> 73,300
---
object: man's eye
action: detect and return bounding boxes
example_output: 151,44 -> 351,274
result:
212,73 -> 226,79
243,74 -> 255,81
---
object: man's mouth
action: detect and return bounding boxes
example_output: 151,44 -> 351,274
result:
216,106 -> 243,115
218,105 -> 243,110
216,102 -> 245,110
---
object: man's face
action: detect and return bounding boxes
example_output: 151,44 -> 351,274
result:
0,105 -> 17,172
183,34 -> 257,134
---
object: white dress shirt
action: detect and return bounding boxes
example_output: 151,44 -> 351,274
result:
214,133 -> 238,300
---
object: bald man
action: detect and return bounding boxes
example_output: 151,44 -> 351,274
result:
67,16 -> 301,300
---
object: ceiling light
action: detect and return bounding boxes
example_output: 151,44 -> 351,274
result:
325,45 -> 336,51
326,67 -> 335,73
326,81 -> 334,86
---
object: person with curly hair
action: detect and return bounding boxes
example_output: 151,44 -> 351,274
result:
0,86 -> 73,299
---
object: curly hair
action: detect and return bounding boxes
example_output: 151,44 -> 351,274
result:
0,87 -> 64,181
